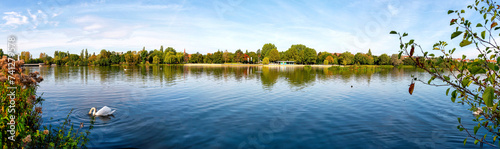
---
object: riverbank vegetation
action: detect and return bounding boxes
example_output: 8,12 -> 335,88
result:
1,43 -> 447,67
0,56 -> 93,148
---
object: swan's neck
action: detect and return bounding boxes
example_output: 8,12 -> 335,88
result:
89,107 -> 96,116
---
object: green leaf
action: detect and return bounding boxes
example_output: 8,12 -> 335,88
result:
474,125 -> 479,135
462,79 -> 471,87
402,33 -> 408,37
474,139 -> 479,145
460,40 -> 473,47
458,117 -> 461,123
483,86 -> 495,107
444,75 -> 450,81
481,31 -> 486,39
428,76 -> 436,84
451,90 -> 457,102
446,88 -> 451,96
390,31 -> 397,34
461,10 -> 465,13
448,10 -> 454,14
451,31 -> 463,39
494,136 -> 497,142
477,23 -> 483,27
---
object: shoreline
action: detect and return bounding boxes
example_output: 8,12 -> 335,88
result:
183,63 -> 339,67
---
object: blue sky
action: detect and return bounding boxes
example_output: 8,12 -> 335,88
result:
0,0 -> 477,58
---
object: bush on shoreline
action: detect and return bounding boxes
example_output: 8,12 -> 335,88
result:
0,56 -> 92,148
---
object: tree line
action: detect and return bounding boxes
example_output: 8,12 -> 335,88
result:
0,43 -> 417,66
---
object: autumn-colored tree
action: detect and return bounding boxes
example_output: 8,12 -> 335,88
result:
325,56 -> 335,65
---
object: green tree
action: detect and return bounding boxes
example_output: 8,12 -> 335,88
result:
390,1 -> 500,146
176,52 -> 184,63
294,45 -> 316,64
85,49 -> 88,60
378,54 -> 390,65
0,49 -> 3,57
339,52 -> 354,65
285,46 -> 300,62
262,43 -> 277,57
164,51 -> 176,64
367,49 -> 372,56
153,55 -> 160,64
317,52 -> 333,64
165,47 -> 176,54
248,52 -> 258,63
262,57 -> 270,65
323,59 -> 329,65
269,48 -> 280,62
354,53 -> 374,65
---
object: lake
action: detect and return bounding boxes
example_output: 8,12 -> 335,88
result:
28,65 -> 484,148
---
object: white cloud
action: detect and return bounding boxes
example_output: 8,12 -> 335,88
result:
2,12 -> 28,28
83,24 -> 103,31
387,4 -> 399,16
68,15 -> 142,41
2,9 -> 59,30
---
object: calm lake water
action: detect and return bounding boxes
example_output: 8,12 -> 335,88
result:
27,65 -> 486,148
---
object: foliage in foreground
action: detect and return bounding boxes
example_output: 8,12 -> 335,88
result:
0,56 -> 92,148
391,0 -> 500,146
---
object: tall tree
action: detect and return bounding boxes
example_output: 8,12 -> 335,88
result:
85,49 -> 88,60
296,45 -> 316,64
261,43 -> 277,58
235,49 -> 244,63
80,49 -> 84,59
269,48 -> 280,62
367,49 -> 372,56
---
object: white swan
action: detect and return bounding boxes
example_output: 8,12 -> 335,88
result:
89,106 -> 116,116
473,108 -> 483,116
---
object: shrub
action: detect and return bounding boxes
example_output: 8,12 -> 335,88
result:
0,56 -> 92,148
262,57 -> 270,65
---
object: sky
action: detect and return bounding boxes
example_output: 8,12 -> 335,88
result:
0,0 -> 479,58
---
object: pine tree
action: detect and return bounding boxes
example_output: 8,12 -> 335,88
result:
367,49 -> 372,56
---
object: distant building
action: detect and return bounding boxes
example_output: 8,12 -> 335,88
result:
276,61 -> 295,65
331,53 -> 341,57
487,60 -> 497,63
